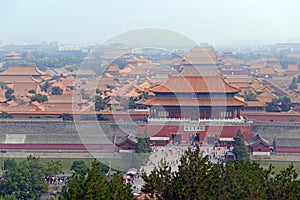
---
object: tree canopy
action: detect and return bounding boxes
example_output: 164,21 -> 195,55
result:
51,86 -> 63,95
0,111 -> 13,118
59,113 -> 74,121
266,97 -> 292,112
5,88 -> 16,101
0,156 -> 48,199
142,145 -> 300,199
60,159 -> 132,200
40,80 -> 52,92
266,98 -> 280,112
30,93 -> 48,103
233,129 -> 250,160
289,77 -> 297,90
280,96 -> 292,112
94,95 -> 106,111
244,91 -> 258,101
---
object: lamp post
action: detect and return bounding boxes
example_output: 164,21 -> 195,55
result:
1,149 -> 6,174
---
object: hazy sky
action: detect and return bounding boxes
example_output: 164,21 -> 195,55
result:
0,0 -> 299,46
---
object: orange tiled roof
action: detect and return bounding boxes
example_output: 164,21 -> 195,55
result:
60,77 -> 77,87
125,90 -> 141,98
287,64 -> 299,72
108,98 -> 120,105
257,68 -> 276,75
0,65 -> 47,76
249,63 -> 264,69
258,90 -> 277,98
12,82 -> 39,97
112,80 -> 137,97
48,94 -> 76,103
0,75 -> 40,83
181,46 -> 218,65
128,68 -> 147,75
225,77 -> 256,84
231,83 -> 250,89
235,96 -> 245,102
179,67 -> 217,76
4,52 -> 21,57
150,76 -> 240,93
245,101 -> 265,107
136,81 -> 152,91
144,97 -> 245,107
119,66 -> 134,74
69,70 -> 96,76
104,73 -> 114,78
256,90 -> 277,103
107,65 -> 120,72
261,57 -> 280,62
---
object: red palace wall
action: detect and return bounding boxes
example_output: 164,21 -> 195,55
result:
275,148 -> 300,153
246,114 -> 300,122
252,147 -> 270,152
0,144 -> 116,151
139,124 -> 252,143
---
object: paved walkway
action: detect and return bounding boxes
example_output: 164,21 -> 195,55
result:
140,144 -> 229,175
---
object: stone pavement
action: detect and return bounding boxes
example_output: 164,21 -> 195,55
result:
139,144 -> 229,175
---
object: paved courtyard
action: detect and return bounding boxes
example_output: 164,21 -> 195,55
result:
140,144 -> 229,175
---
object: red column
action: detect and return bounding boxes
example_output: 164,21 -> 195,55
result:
231,110 -> 235,119
204,110 -> 207,119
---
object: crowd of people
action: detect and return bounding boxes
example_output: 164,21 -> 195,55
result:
139,143 -> 231,175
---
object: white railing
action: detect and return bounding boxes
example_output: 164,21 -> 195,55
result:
148,118 -> 192,122
148,117 -> 250,123
127,109 -> 150,112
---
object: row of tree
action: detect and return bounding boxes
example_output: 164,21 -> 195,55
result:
60,160 -> 132,200
1,149 -> 299,199
141,145 -> 300,199
266,96 -> 292,112
0,156 -> 63,199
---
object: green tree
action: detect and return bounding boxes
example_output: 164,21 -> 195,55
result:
51,86 -> 63,95
126,97 -> 137,110
109,172 -> 133,200
244,91 -> 258,101
233,129 -> 249,160
5,88 -> 16,101
40,80 -> 52,92
280,96 -> 292,112
0,156 -> 48,199
133,137 -> 151,168
289,77 -> 297,90
0,112 -> 13,118
142,145 -> 300,199
3,158 -> 16,171
28,89 -> 36,94
45,160 -> 63,178
220,159 -> 272,199
96,89 -> 102,95
61,159 -> 132,200
97,114 -> 109,121
142,92 -> 149,100
270,164 -> 300,199
0,82 -> 7,89
266,98 -> 280,112
80,88 -> 91,100
30,93 -> 48,103
95,95 -> 106,111
70,160 -> 89,175
59,113 -> 74,121
135,137 -> 151,153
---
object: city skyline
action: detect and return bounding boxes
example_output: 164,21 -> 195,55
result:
0,0 -> 300,46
